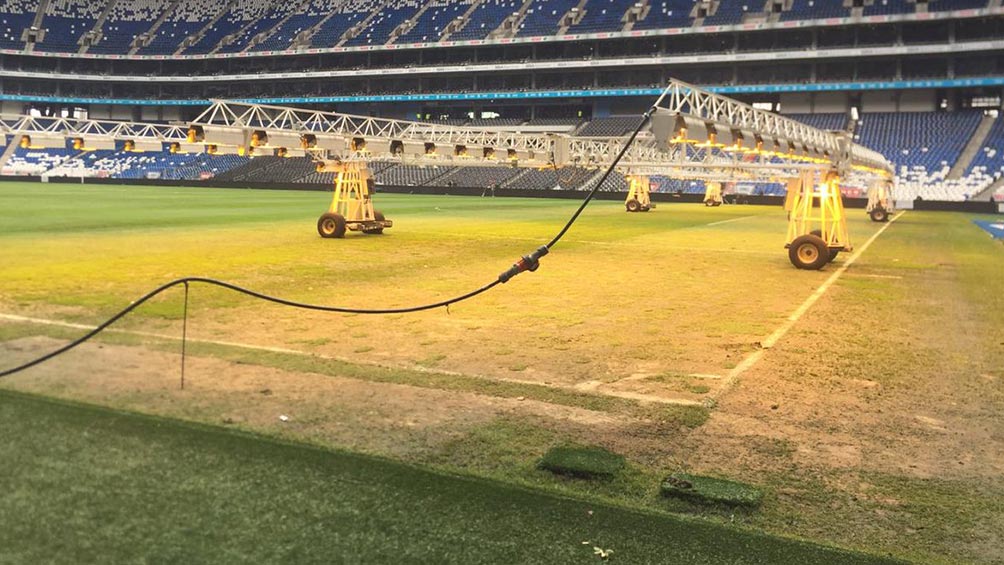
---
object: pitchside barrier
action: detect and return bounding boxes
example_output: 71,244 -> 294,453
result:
2,175 -> 999,214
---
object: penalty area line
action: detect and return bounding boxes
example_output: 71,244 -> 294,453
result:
711,211 -> 906,400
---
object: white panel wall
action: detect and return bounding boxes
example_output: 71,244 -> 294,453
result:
779,93 -> 811,114
862,91 -> 897,112
813,93 -> 847,113
898,90 -> 936,112
111,106 -> 133,120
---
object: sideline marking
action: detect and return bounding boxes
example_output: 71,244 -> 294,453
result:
0,313 -> 700,408
705,215 -> 757,227
711,211 -> 905,399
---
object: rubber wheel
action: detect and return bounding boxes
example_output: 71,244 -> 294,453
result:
626,199 -> 641,212
788,234 -> 830,270
363,210 -> 385,235
640,205 -> 651,212
317,213 -> 346,238
808,229 -> 840,262
869,207 -> 888,222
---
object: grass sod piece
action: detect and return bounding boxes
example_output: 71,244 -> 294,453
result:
538,445 -> 627,479
0,389 -> 901,564
660,473 -> 764,508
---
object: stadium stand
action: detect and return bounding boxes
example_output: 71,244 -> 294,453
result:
307,0 -> 379,48
343,2 -> 422,47
88,0 -> 162,54
576,117 -> 640,137
395,0 -> 474,44
781,0 -> 849,21
566,0 -> 634,34
137,0 -> 223,55
183,0 -> 272,54
0,0 -> 39,49
782,113 -> 848,132
862,0 -> 913,17
633,0 -> 695,30
34,0 -> 103,53
702,0 -> 753,26
515,0 -> 579,37
967,116 -> 1004,183
449,0 -> 522,41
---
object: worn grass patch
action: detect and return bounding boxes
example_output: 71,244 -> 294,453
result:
538,445 -> 626,480
661,473 -> 764,508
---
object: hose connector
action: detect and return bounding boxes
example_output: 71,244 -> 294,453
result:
498,246 -> 549,283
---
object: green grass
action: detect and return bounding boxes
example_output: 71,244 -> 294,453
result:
538,445 -> 627,479
2,183 -> 1001,563
661,473 -> 764,508
0,389 -> 897,564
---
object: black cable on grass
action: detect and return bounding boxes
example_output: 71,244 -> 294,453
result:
0,109 -> 653,379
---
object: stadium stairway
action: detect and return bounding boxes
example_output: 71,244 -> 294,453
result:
177,0 -> 236,55
78,0 -> 117,55
127,0 -> 183,55
947,113 -> 997,180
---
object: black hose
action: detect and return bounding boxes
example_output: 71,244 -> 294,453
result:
0,109 -> 653,379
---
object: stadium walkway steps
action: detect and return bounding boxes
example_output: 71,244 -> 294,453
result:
440,0 -> 486,42
177,0 -> 236,56
208,0 -> 284,55
23,0 -> 50,53
492,0 -> 539,39
972,175 -> 1004,202
387,2 -> 436,45
128,0 -> 182,56
949,113 -> 997,180
0,142 -> 20,171
337,3 -> 388,48
79,0 -> 119,55
557,0 -> 591,34
246,0 -> 312,52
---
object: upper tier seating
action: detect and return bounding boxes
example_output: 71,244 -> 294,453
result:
965,115 -> 1004,186
862,0 -> 913,17
702,0 -> 755,26
137,0 -> 223,55
343,2 -> 422,47
0,0 -> 40,49
34,0 -> 104,53
515,0 -> 579,37
633,0 -> 695,30
89,0 -> 163,54
396,0 -> 474,44
308,0 -> 380,47
1,0 -> 992,53
781,0 -> 849,21
449,0 -> 522,41
183,0 -> 272,54
565,0 -> 635,34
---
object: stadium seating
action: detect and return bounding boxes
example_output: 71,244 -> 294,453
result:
396,0 -> 474,44
88,0 -> 162,54
633,0 -> 695,31
702,0 -> 754,26
927,0 -> 987,11
34,0 -> 104,53
964,116 -> 1004,187
515,0 -> 579,37
781,0 -> 849,21
183,0 -> 271,54
862,0 -> 913,17
449,0 -> 522,41
576,117 -> 640,137
308,0 -> 380,48
137,0 -> 221,55
0,0 -> 39,49
343,3 -> 422,47
3,146 -> 79,175
566,0 -> 635,34
782,113 -> 847,131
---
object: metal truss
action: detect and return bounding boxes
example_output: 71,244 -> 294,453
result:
0,113 -> 189,142
0,80 -> 893,185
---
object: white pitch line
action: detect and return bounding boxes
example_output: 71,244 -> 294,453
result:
0,312 -> 700,408
711,211 -> 905,399
705,215 -> 758,227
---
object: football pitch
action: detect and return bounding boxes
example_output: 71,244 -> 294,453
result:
1,182 -> 1002,563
